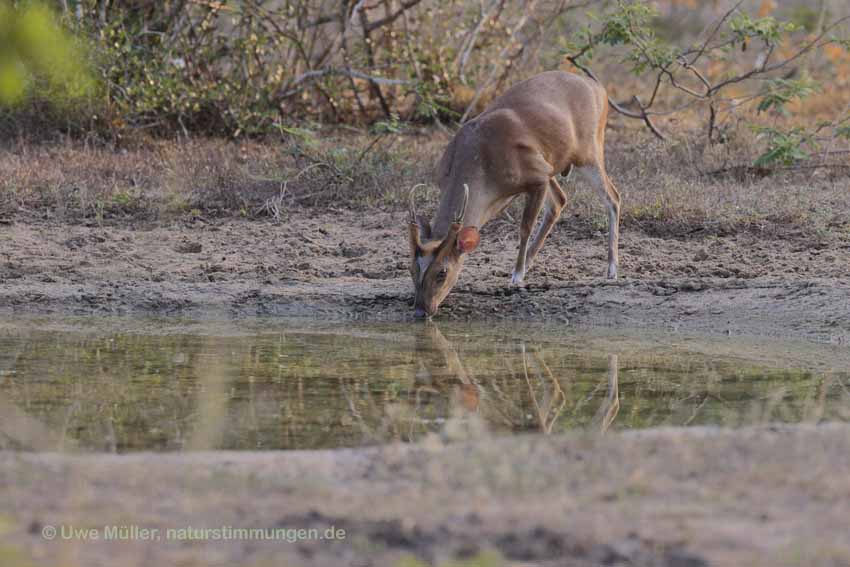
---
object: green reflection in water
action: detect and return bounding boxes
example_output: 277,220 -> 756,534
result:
0,319 -> 848,452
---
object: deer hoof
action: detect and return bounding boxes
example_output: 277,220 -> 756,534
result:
607,265 -> 618,280
511,270 -> 526,285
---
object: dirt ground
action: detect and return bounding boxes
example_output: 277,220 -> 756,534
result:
2,212 -> 850,567
0,210 -> 848,342
3,423 -> 850,567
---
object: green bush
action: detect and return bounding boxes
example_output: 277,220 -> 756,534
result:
1,0 -> 597,139
0,0 -> 848,177
0,1 -> 93,105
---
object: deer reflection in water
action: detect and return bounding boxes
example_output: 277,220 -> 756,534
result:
407,322 -> 620,438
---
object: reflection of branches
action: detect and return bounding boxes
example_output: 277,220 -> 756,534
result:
186,338 -> 232,450
339,378 -> 383,442
59,386 -> 82,451
682,393 -> 710,427
477,358 -> 526,429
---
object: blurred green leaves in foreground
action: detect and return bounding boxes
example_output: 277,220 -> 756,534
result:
0,1 -> 93,105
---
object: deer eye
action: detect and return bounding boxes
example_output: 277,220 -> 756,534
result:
436,267 -> 448,282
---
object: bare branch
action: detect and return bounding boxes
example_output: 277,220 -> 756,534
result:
455,0 -> 505,83
564,56 -> 667,140
280,67 -> 412,99
460,0 -> 544,123
299,14 -> 341,30
365,0 -> 424,33
684,0 -> 745,66
708,15 -> 850,96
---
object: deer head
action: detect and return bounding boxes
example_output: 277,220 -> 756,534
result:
408,183 -> 480,318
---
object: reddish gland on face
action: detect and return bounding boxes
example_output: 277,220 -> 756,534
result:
457,226 -> 480,253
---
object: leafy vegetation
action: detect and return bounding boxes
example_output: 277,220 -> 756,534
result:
562,1 -> 849,167
752,126 -> 811,166
0,0 -> 848,219
0,1 -> 93,105
0,2 -> 843,155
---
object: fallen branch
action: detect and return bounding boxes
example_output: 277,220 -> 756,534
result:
706,162 -> 850,178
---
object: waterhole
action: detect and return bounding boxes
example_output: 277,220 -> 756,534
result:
1,318 -> 848,452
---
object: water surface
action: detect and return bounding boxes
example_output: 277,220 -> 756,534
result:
1,318 -> 848,452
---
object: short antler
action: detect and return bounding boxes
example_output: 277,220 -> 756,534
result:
454,184 -> 469,224
408,183 -> 427,223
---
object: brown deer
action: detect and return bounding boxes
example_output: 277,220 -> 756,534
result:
408,70 -> 621,318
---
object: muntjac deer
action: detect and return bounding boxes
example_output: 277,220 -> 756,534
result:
408,71 -> 621,318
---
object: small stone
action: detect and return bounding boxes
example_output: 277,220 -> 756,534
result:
174,241 -> 202,254
340,245 -> 368,258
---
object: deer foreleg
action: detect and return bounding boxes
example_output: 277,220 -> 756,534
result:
525,177 -> 567,271
512,185 -> 547,285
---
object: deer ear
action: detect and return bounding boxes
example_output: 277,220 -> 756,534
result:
456,226 -> 480,254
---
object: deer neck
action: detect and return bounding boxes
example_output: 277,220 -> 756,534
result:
431,179 -> 486,241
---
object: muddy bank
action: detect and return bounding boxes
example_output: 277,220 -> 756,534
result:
2,423 -> 850,566
1,211 -> 848,341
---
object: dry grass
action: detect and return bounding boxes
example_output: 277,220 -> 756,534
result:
598,126 -> 850,238
0,126 -> 848,242
0,132 -> 436,222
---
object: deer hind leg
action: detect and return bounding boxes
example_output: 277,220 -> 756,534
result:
577,164 -> 621,279
512,184 -> 547,285
525,177 -> 567,271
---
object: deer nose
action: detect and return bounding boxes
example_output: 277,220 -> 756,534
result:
414,307 -> 427,319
